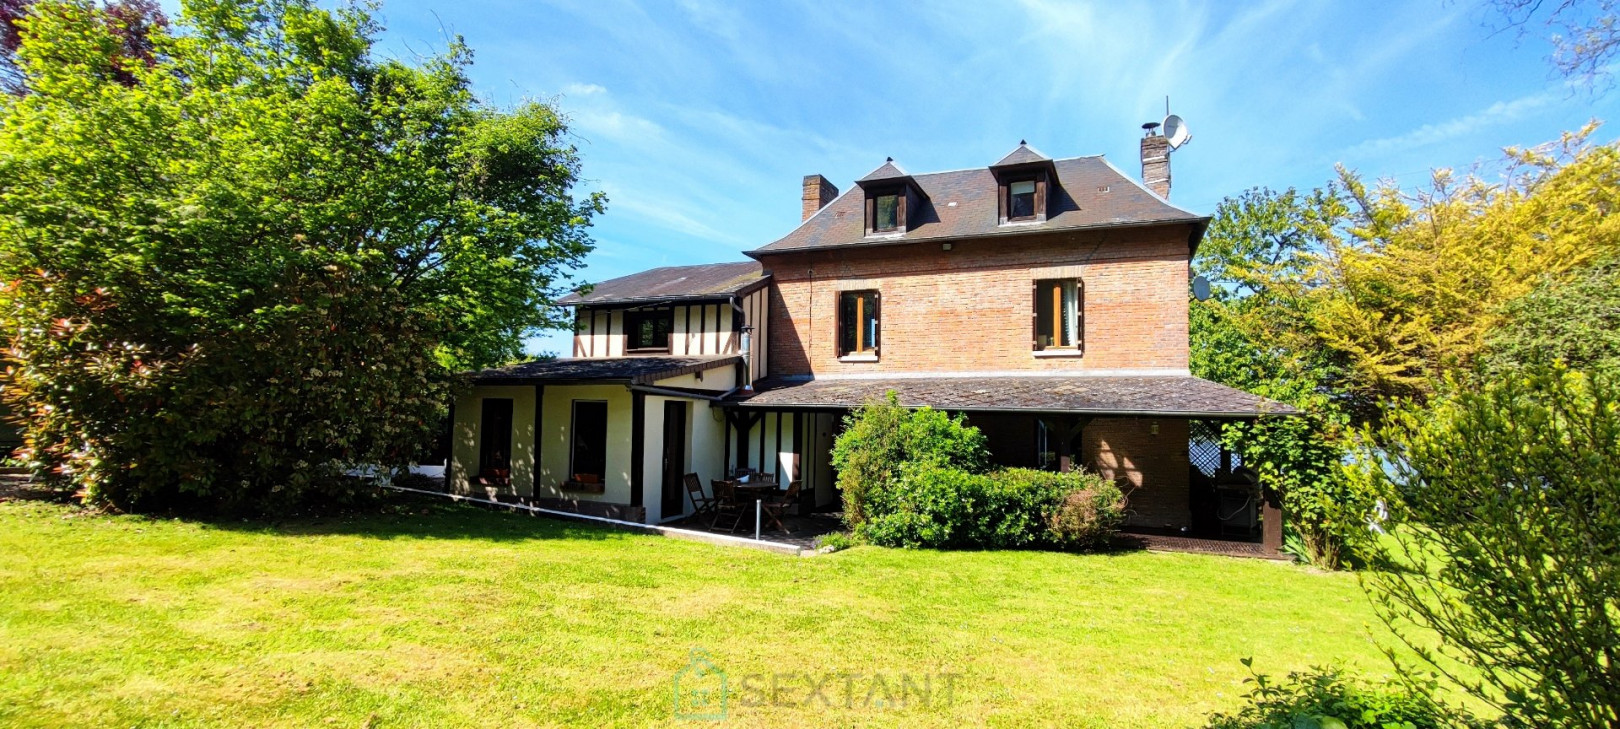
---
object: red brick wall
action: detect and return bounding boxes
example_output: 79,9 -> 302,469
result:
1085,417 -> 1190,529
762,224 -> 1194,376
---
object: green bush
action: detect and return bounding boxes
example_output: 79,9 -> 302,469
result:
1354,366 -> 1620,727
1044,475 -> 1127,550
830,393 -> 988,526
1203,664 -> 1486,729
855,465 -> 1124,550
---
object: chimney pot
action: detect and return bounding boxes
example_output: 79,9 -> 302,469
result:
801,174 -> 839,221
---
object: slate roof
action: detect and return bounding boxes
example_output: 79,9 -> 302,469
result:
730,375 -> 1298,418
471,355 -> 741,386
751,155 -> 1207,255
557,261 -> 766,306
991,142 -> 1052,168
857,158 -> 912,183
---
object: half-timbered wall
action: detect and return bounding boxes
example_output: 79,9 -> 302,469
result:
571,290 -> 771,382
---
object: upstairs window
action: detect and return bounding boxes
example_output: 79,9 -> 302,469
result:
873,193 -> 900,232
998,173 -> 1049,224
1034,279 -> 1081,351
1009,180 -> 1037,220
626,307 -> 674,352
838,290 -> 880,358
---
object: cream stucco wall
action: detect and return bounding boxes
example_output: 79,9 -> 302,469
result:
448,386 -> 537,499
641,394 -> 729,523
450,364 -> 742,525
536,384 -> 634,505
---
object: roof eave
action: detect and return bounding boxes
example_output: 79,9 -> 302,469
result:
748,215 -> 1213,258
725,400 -> 1297,418
560,278 -> 770,307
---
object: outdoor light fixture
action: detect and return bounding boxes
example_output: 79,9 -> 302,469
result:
942,242 -> 953,251
1150,421 -> 1160,436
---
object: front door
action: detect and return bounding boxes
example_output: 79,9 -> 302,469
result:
661,401 -> 688,517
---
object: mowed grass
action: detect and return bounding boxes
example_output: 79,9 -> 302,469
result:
0,495 -> 1405,728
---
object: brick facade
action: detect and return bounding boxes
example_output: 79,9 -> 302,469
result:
762,224 -> 1194,376
1087,417 -> 1190,529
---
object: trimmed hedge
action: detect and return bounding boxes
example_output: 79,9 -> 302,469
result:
856,465 -> 1125,550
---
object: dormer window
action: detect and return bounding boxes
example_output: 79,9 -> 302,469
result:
991,141 -> 1057,225
999,174 -> 1047,224
856,158 -> 921,237
1009,180 -> 1037,220
873,192 -> 900,232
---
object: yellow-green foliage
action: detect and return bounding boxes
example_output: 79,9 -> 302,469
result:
1312,124 -> 1620,404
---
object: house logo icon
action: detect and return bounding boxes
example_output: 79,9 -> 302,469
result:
672,648 -> 728,720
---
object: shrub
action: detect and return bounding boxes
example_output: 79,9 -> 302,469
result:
1353,366 -> 1620,727
813,532 -> 856,552
1044,476 -> 1127,550
1203,663 -> 1487,729
855,465 -> 1125,551
855,464 -> 985,549
830,393 -> 987,526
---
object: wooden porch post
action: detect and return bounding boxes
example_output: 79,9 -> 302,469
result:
1040,415 -> 1091,472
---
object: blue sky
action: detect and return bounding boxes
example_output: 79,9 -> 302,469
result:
362,0 -> 1620,356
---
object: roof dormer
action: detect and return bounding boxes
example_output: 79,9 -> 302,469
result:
990,141 -> 1058,225
855,157 -> 925,237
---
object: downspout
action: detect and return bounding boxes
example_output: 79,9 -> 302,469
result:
731,294 -> 754,392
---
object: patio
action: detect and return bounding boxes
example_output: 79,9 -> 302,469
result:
667,510 -> 845,551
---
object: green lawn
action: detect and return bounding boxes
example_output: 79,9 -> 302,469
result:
0,495 -> 1407,728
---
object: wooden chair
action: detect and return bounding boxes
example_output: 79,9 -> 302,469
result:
709,480 -> 744,532
760,481 -> 801,534
683,473 -> 714,518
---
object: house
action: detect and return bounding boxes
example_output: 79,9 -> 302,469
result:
446,125 -> 1294,540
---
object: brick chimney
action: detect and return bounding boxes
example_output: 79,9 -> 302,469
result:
801,174 -> 839,221
1140,128 -> 1171,199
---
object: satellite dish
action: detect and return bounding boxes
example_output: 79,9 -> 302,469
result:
1192,275 -> 1211,301
1163,114 -> 1192,150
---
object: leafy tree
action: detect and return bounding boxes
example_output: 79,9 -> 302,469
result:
1313,127 -> 1620,408
1,0 -> 164,95
0,0 -> 603,512
1488,0 -> 1620,85
1354,366 -> 1620,727
1192,187 -> 1371,569
1483,257 -> 1620,378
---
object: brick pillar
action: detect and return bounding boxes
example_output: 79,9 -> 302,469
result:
1140,134 -> 1171,199
801,174 -> 839,221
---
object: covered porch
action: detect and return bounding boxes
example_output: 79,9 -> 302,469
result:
727,373 -> 1297,553
446,354 -> 745,525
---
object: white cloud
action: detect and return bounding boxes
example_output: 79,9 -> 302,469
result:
562,82 -> 608,96
1343,92 -> 1556,159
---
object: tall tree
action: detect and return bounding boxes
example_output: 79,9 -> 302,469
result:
1,0 -> 164,95
1312,126 -> 1620,407
1488,0 -> 1620,85
0,0 -> 603,512
1191,186 -> 1372,568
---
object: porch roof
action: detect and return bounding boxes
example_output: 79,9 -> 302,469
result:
471,355 -> 741,386
728,374 -> 1298,418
